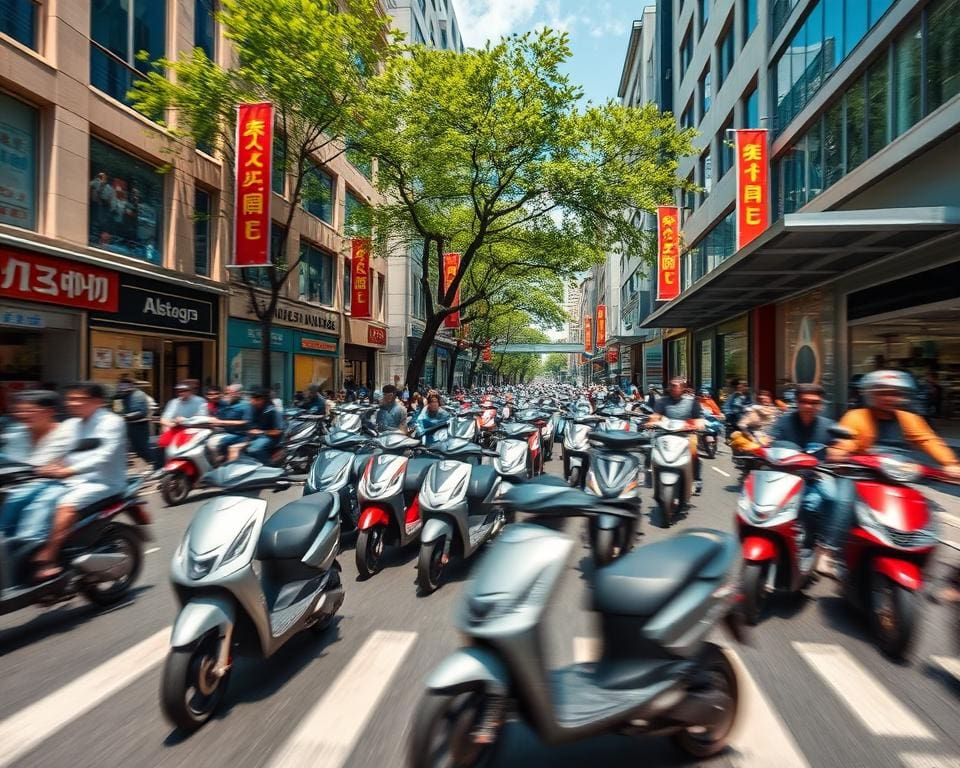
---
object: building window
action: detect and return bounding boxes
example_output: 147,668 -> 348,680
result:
681,100 -> 695,130
844,1 -> 867,60
346,142 -> 372,179
303,163 -> 334,224
0,92 -> 38,230
89,138 -> 163,263
343,256 -> 351,312
866,54 -> 889,157
824,99 -> 844,187
194,188 -> 211,277
1,0 -> 38,49
718,115 -> 734,178
194,0 -> 216,60
299,241 -> 334,306
845,74 -> 866,172
701,0 -> 710,31
771,0 -> 799,38
699,68 -> 712,119
718,23 -> 735,84
272,135 -> 285,196
894,18 -> 922,136
807,119 -> 823,199
927,0 -> 960,114
411,244 -> 426,319
345,190 -> 371,236
680,25 -> 694,77
242,225 -> 283,288
823,0 -> 843,78
700,149 -> 712,199
743,0 -> 758,42
90,0 -> 167,111
414,22 -> 426,45
744,83 -> 759,127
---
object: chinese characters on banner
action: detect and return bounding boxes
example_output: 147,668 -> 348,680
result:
442,252 -> 461,328
482,343 -> 492,363
596,304 -> 606,348
233,103 -> 274,267
734,129 -> 769,250
0,248 -> 118,311
606,346 -> 619,364
351,238 -> 371,318
656,206 -> 680,301
584,316 -> 593,353
367,326 -> 387,345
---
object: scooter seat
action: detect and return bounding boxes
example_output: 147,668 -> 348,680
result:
77,494 -> 122,518
258,492 -> 335,560
593,532 -> 723,617
467,465 -> 498,500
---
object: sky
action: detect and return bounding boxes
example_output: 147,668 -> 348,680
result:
451,0 -> 646,106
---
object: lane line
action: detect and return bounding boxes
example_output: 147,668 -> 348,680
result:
900,753 -> 960,768
267,630 -> 417,768
573,636 -> 600,663
0,627 -> 170,767
931,655 -> 960,680
727,648 -> 810,768
793,642 -> 934,739
145,547 -> 160,555
712,466 -> 732,478
939,511 -> 960,529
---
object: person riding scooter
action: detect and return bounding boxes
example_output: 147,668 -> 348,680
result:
650,377 -> 705,495
414,390 -> 450,444
372,384 -> 408,433
242,387 -> 284,464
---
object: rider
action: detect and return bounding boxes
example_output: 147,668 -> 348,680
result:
159,382 -> 207,430
211,384 -> 251,462
299,384 -> 326,415
698,387 -> 723,417
822,370 -> 960,576
372,384 -> 408,433
738,389 -> 780,439
243,386 -> 284,464
650,376 -> 705,495
723,379 -> 752,440
415,389 -> 451,443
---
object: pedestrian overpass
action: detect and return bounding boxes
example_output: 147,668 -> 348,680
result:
492,343 -> 585,354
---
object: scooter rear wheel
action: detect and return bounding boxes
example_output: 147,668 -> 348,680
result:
417,538 -> 445,595
160,471 -> 192,506
671,644 -> 739,758
160,634 -> 231,732
408,691 -> 499,768
81,524 -> 143,607
356,526 -> 385,579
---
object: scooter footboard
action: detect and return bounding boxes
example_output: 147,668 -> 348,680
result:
170,595 -> 236,650
425,646 -> 511,697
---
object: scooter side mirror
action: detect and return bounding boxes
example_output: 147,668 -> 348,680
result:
828,425 -> 856,440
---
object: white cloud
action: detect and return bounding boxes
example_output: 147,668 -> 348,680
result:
452,0 -> 541,48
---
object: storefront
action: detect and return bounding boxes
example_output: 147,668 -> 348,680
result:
343,318 -> 386,390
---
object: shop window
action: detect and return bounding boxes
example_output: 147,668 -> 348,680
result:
299,241 -> 334,306
303,163 -> 334,224
893,18 -> 921,136
1,0 -> 38,49
743,82 -> 759,127
718,23 -> 735,84
343,255 -> 351,312
90,0 -> 166,113
0,92 -> 38,230
88,138 -> 163,263
743,0 -> 758,42
194,188 -> 211,277
845,75 -> 866,172
345,190 -> 371,236
866,54 -> 889,158
927,0 -> 960,114
194,0 -> 216,60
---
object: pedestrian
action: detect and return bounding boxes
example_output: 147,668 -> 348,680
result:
114,376 -> 157,469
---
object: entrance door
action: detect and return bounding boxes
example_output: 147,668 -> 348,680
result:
165,341 -> 205,399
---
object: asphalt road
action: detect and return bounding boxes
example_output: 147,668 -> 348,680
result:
1,446 -> 958,768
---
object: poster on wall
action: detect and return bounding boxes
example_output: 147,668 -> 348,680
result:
140,351 -> 154,369
0,95 -> 37,229
781,287 -> 834,397
116,349 -> 133,369
93,347 -> 113,369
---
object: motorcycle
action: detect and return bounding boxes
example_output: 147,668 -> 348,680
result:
699,414 -> 724,459
415,438 -> 505,594
650,418 -> 698,526
157,417 -> 290,506
162,491 -> 344,730
0,445 -> 150,617
408,481 -> 745,767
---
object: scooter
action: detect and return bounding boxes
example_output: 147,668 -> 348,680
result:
651,418 -> 698,526
416,438 -> 505,594
279,412 -> 327,474
303,429 -> 377,537
0,447 -> 150,617
448,408 -> 479,443
562,415 -> 601,487
699,414 -> 724,459
158,417 -> 290,506
162,491 -> 344,730
494,422 -> 542,481
408,482 -> 745,767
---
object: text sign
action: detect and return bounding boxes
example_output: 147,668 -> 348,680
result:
596,304 -> 606,348
482,342 -> 492,362
233,102 -> 274,267
351,238 -> 372,318
656,206 -> 680,301
442,252 -> 461,328
0,247 -> 118,311
734,129 -> 770,250
367,326 -> 387,346
584,316 -> 593,353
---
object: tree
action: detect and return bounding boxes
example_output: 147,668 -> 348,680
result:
543,352 -> 567,379
361,30 -> 696,388
130,0 -> 392,388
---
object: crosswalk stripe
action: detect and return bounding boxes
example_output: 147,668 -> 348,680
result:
727,648 -> 810,768
267,629 -> 417,768
931,655 -> 960,680
793,642 -> 934,739
712,466 -> 732,478
899,752 -> 960,768
0,627 -> 170,768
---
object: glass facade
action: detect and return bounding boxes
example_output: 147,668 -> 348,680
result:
345,190 -> 371,236
303,163 -> 334,224
744,0 -> 758,41
88,138 -> 163,263
195,0 -> 216,59
683,211 -> 735,288
90,0 -> 167,110
700,68 -> 712,118
719,24 -> 735,84
1,0 -> 37,49
298,241 -> 334,306
194,188 -> 211,277
927,0 -> 960,113
0,92 -> 38,230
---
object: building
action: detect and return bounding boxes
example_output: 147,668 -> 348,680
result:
638,0 -> 960,436
562,280 -> 582,377
383,0 -> 467,391
0,0 -> 386,410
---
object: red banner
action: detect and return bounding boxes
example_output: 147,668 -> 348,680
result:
233,102 -> 274,267
606,346 -> 619,364
596,304 -> 606,348
734,129 -> 770,250
442,252 -> 461,328
350,238 -> 371,318
482,342 -> 492,362
656,206 -> 680,301
367,325 -> 386,346
584,316 -> 593,353
0,247 -> 118,311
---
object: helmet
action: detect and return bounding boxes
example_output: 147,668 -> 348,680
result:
860,370 -> 915,407
698,387 -> 712,397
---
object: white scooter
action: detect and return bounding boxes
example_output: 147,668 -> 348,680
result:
651,418 -> 698,526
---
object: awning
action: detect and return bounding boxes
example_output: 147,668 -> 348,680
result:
641,207 -> 960,329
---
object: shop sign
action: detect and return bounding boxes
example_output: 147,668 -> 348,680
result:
301,337 -> 338,353
734,129 -> 769,250
0,308 -> 43,328
367,326 -> 387,346
273,302 -> 338,333
228,318 -> 290,351
0,247 -> 119,312
94,274 -> 215,336
656,206 -> 680,301
482,342 -> 492,362
584,316 -> 593,353
606,346 -> 619,364
596,304 -> 607,348
351,238 -> 372,318
442,252 -> 461,328
232,102 -> 274,268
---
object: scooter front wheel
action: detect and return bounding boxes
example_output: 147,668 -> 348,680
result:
356,526 -> 385,579
160,634 -> 231,732
568,466 -> 582,488
659,484 -> 680,527
742,561 -> 773,625
417,538 -> 445,595
160,471 -> 192,506
871,574 -> 919,659
593,527 -> 617,568
408,690 -> 500,768
671,644 -> 739,758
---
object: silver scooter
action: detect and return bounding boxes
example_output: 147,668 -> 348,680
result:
408,482 -> 745,767
303,429 -> 377,538
162,492 -> 344,731
651,418 -> 697,526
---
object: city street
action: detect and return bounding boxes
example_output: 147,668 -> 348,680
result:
0,449 -> 958,768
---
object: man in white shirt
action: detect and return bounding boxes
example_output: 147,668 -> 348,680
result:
160,382 -> 208,429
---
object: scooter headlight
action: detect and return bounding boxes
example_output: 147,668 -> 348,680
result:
585,470 -> 602,497
221,518 -> 256,567
187,550 -> 218,580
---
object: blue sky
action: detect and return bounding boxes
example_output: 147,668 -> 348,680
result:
451,0 -> 648,105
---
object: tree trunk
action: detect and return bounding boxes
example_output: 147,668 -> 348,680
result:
467,354 -> 480,388
260,313 -> 273,392
446,345 -> 461,392
405,313 -> 443,392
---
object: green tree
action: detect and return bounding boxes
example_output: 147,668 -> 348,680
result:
362,30 -> 695,388
543,352 -> 567,379
130,0 -> 392,388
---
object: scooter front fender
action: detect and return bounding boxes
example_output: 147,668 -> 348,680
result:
358,505 -> 390,531
658,470 -> 680,486
597,512 -> 624,531
873,556 -> 923,591
425,646 -> 510,697
421,517 -> 455,546
164,459 -> 198,479
741,536 -> 776,563
170,595 -> 236,650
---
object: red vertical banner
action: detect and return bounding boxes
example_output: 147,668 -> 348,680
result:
734,129 -> 770,250
596,304 -> 606,348
350,238 -> 371,318
482,342 -> 492,362
442,252 -> 461,328
656,206 -> 680,301
233,102 -> 274,267
584,316 -> 593,353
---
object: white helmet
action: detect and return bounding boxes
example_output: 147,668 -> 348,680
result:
860,369 -> 915,408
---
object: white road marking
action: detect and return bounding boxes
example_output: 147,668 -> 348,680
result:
712,466 -> 732,478
793,642 -> 934,739
0,627 -> 170,767
145,547 -> 160,555
573,636 -> 600,663
931,655 -> 960,680
268,630 -> 417,768
899,753 -> 960,768
727,648 -> 810,768
939,511 -> 960,529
